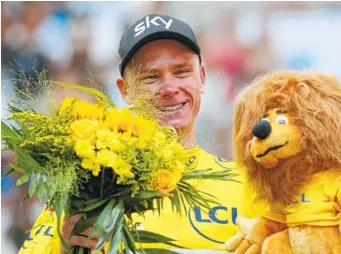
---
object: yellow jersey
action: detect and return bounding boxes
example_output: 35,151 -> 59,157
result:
18,146 -> 254,253
263,168 -> 341,227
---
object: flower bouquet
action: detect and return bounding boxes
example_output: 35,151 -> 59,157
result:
2,79 -> 236,254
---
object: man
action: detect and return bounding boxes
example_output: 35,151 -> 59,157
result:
19,14 -> 254,254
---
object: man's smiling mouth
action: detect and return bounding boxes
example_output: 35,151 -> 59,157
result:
256,141 -> 289,158
156,102 -> 187,112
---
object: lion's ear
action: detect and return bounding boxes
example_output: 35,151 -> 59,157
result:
298,81 -> 310,99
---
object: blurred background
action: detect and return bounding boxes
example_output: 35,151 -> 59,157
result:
1,1 -> 341,252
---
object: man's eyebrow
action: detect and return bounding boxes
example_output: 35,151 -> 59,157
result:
136,62 -> 193,76
276,110 -> 288,114
172,62 -> 193,68
136,68 -> 159,77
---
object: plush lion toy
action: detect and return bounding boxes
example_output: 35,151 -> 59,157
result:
225,71 -> 341,254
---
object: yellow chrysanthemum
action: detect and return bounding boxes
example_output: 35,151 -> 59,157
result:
102,108 -> 157,142
70,100 -> 105,120
74,140 -> 95,158
157,142 -> 186,165
72,100 -> 92,119
96,129 -> 123,151
60,97 -> 75,113
177,145 -> 199,164
110,158 -> 134,179
86,104 -> 105,120
96,149 -> 116,167
81,158 -> 101,176
109,108 -> 135,137
130,116 -> 157,141
174,160 -> 186,173
171,143 -> 184,154
70,119 -> 99,143
162,149 -> 174,163
136,140 -> 148,149
116,108 -> 134,131
101,108 -> 124,130
148,169 -> 182,192
153,131 -> 166,146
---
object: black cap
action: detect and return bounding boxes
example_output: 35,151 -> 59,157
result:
118,14 -> 201,75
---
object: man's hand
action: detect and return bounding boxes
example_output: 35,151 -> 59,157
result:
224,216 -> 286,254
61,214 -> 99,254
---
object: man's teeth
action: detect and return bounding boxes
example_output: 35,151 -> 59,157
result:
156,103 -> 185,112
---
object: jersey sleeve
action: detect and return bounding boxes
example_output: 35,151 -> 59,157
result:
18,205 -> 62,254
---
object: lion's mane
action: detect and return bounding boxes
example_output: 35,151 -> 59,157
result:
234,71 -> 341,206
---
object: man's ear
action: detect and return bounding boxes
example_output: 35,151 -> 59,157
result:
200,63 -> 206,94
116,77 -> 133,104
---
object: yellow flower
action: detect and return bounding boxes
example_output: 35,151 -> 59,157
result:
70,119 -> 99,142
162,149 -> 174,163
74,140 -> 95,158
119,131 -> 138,144
160,142 -> 186,164
101,108 -> 122,130
70,100 -> 105,120
149,169 -> 182,192
81,158 -> 101,176
86,104 -> 105,120
129,115 -> 157,141
107,108 -> 135,136
171,143 -> 184,154
111,158 -> 135,179
72,100 -> 92,119
102,108 -> 157,141
174,160 -> 186,173
96,149 -> 116,167
136,139 -> 148,148
96,129 -> 123,151
116,108 -> 134,132
60,97 -> 75,113
153,131 -> 166,146
177,145 -> 199,164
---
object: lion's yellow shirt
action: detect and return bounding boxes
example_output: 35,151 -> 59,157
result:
18,146 -> 257,253
242,168 -> 341,227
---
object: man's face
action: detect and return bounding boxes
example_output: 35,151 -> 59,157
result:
117,40 -> 206,132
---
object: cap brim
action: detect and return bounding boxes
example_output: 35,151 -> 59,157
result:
120,31 -> 201,75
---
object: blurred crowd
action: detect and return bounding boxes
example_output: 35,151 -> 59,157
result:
1,1 -> 341,252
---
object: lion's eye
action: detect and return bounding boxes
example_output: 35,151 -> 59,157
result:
276,115 -> 288,124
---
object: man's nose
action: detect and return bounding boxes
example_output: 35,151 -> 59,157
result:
252,120 -> 272,140
159,75 -> 180,96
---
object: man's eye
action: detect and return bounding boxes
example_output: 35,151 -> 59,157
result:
145,74 -> 156,79
175,69 -> 190,75
143,74 -> 157,82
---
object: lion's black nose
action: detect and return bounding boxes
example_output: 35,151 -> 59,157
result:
252,120 -> 272,140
